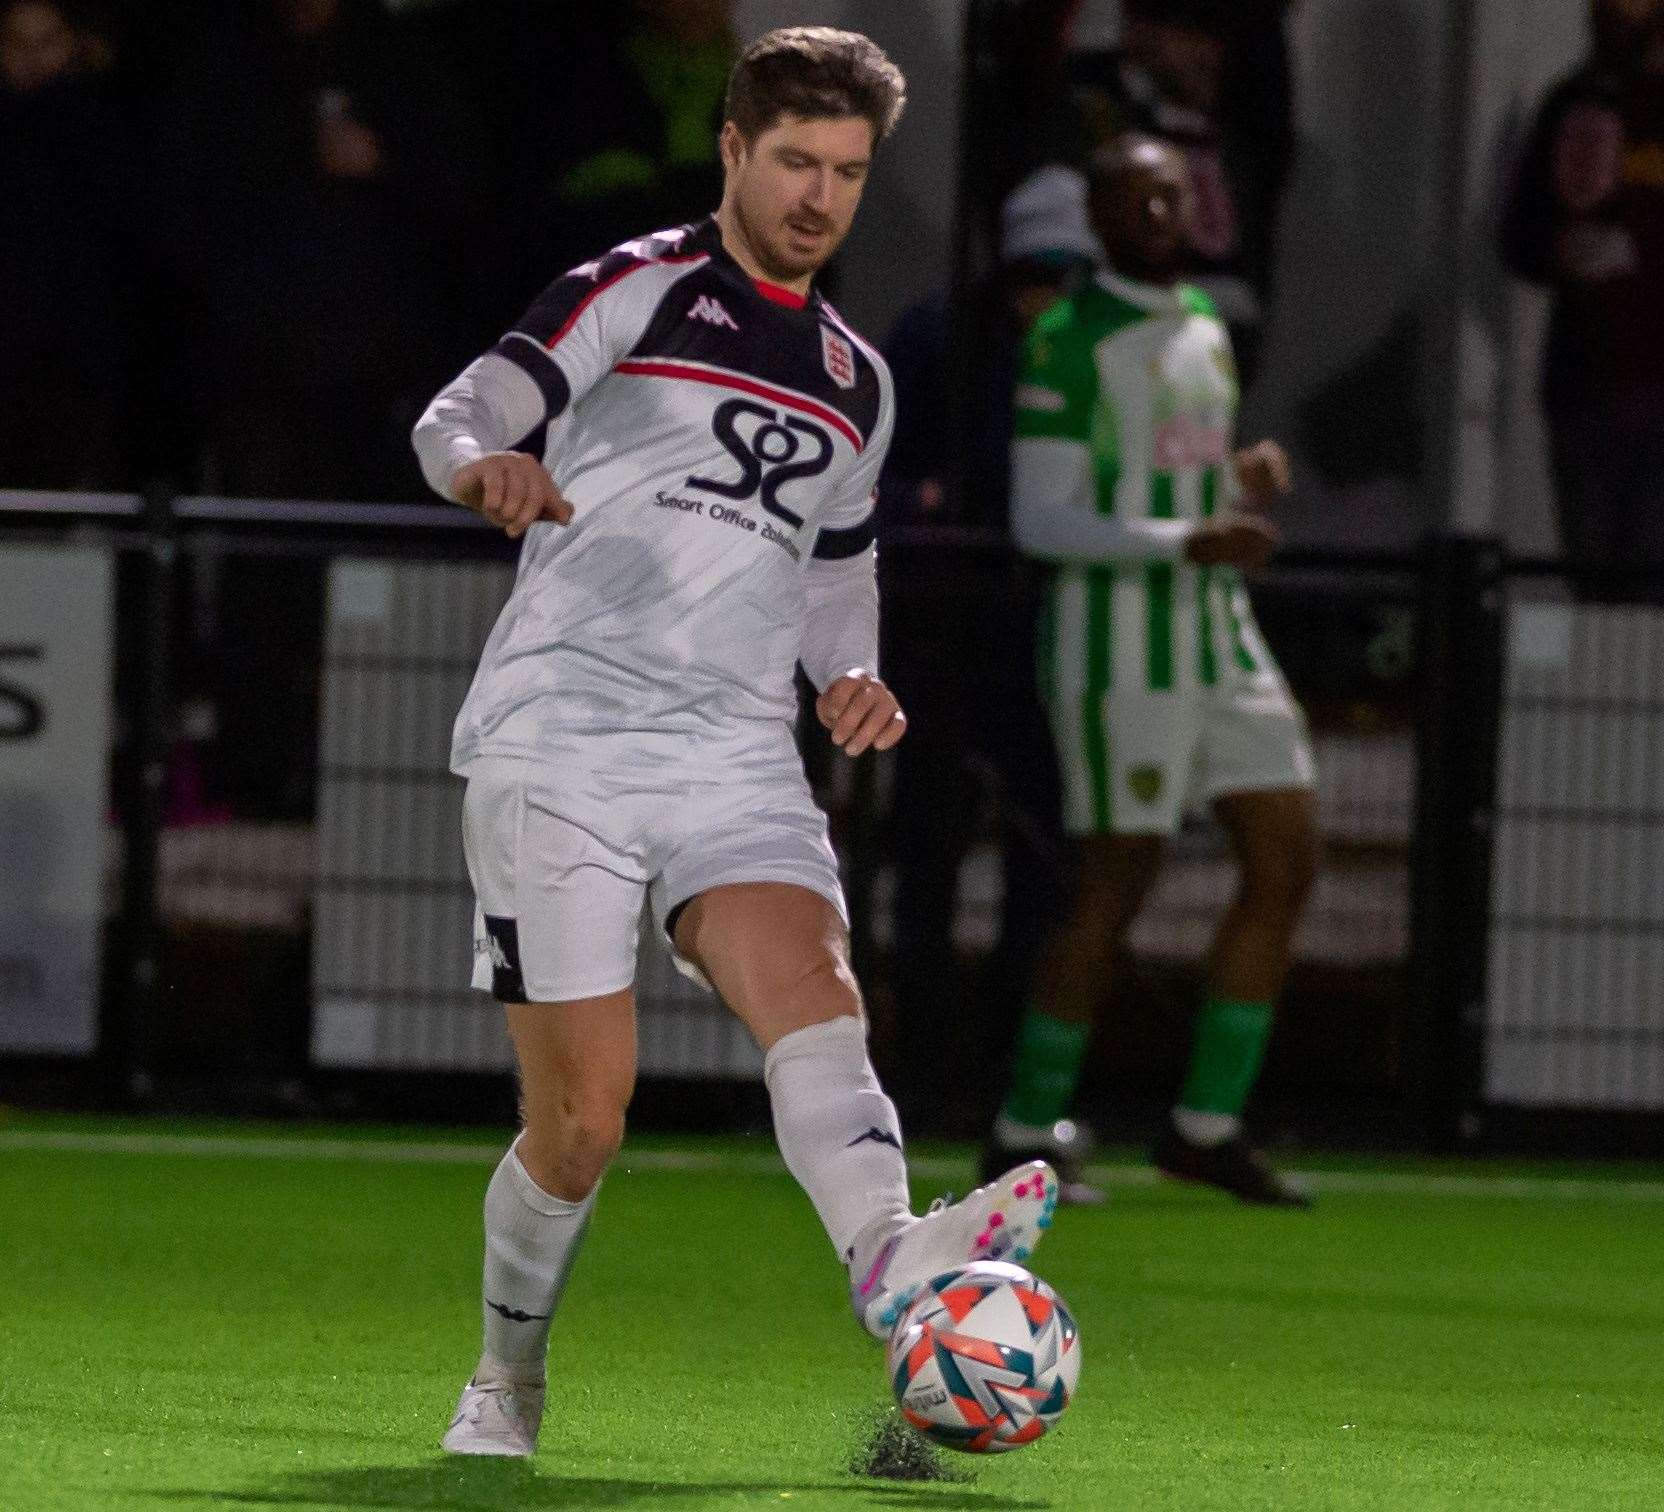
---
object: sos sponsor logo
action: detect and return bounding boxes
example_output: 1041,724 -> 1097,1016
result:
1152,415 -> 1228,472
688,397 -> 833,529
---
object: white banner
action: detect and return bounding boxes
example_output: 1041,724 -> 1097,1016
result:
0,546 -> 114,1055
1487,603 -> 1664,1110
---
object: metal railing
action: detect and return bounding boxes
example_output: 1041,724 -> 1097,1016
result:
2,489 -> 1661,1150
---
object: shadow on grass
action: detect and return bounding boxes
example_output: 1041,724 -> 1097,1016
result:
139,1460 -> 1053,1510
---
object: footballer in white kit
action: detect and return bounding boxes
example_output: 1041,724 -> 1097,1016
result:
411,27 -> 1059,1459
438,209 -> 891,1002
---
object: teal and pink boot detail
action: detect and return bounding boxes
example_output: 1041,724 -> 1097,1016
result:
847,1160 -> 1060,1340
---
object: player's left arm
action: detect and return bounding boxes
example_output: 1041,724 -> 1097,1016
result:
802,381 -> 904,758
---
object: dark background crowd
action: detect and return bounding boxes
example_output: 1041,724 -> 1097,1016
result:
6,0 -> 1659,555
0,0 -> 735,502
0,0 -> 1319,510
4,0 -> 1660,820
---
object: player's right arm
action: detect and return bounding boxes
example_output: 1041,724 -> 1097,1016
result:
412,244 -> 696,536
1009,308 -> 1276,570
415,359 -> 573,537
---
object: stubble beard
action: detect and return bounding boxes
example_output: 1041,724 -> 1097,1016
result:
734,194 -> 837,284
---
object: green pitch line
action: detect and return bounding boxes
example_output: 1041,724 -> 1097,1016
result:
1,1117 -> 1662,1511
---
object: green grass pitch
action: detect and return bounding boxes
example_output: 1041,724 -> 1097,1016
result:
2,1113 -> 1662,1511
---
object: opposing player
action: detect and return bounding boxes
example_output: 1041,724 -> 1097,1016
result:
412,28 -> 1058,1458
980,135 -> 1319,1207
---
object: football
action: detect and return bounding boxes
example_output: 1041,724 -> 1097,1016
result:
885,1260 -> 1081,1453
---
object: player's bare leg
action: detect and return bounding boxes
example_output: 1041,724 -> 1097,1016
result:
442,989 -> 637,1457
1153,787 -> 1319,1206
676,882 -> 1058,1338
983,835 -> 1163,1202
1206,788 -> 1319,1005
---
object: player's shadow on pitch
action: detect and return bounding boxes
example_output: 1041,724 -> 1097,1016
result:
144,1461 -> 1053,1510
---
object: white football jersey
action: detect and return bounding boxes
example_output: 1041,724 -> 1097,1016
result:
413,218 -> 894,772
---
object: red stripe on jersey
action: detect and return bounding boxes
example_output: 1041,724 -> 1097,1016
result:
545,254 -> 709,352
753,279 -> 808,308
613,359 -> 864,453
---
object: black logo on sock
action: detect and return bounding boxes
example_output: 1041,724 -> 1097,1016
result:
847,1126 -> 902,1151
487,1298 -> 551,1323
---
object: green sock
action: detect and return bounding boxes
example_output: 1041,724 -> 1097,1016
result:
1000,1008 -> 1091,1128
1178,998 -> 1275,1116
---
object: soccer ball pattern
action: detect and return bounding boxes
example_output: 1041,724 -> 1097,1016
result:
886,1260 -> 1081,1453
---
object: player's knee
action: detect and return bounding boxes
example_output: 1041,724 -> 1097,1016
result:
1070,854 -> 1157,935
521,1093 -> 627,1195
1244,836 -> 1318,919
784,949 -> 863,1023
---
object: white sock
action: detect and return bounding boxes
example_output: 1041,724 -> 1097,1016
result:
475,1136 -> 596,1386
1172,1106 -> 1240,1147
763,1016 -> 912,1263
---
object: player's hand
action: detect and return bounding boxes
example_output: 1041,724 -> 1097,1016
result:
452,453 -> 574,538
816,670 -> 906,757
1184,513 -> 1280,570
1233,439 -> 1292,511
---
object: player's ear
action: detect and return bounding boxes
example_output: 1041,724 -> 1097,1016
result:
719,121 -> 748,176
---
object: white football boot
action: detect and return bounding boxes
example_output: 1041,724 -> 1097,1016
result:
440,1377 -> 545,1457
847,1159 -> 1060,1340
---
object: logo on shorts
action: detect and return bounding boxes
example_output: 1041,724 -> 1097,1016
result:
1128,766 -> 1165,804
480,915 -> 527,1004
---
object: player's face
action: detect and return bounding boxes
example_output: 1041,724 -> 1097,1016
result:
721,113 -> 875,282
1090,143 -> 1193,285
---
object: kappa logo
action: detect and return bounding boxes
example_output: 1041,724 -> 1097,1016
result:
688,294 -> 739,331
821,325 -> 857,389
846,1126 -> 902,1151
486,1298 -> 551,1323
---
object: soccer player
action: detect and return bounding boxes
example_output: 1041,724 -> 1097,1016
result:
412,28 -> 1058,1458
980,134 -> 1318,1208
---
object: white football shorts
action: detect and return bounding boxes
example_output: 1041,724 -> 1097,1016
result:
1050,666 -> 1317,837
460,729 -> 847,1003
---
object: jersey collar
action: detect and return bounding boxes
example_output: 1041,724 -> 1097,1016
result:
1096,267 -> 1189,315
696,215 -> 819,312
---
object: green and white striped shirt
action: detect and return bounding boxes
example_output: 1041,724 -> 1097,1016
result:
1012,269 -> 1271,702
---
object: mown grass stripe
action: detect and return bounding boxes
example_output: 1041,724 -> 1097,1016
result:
4,1130 -> 1663,1201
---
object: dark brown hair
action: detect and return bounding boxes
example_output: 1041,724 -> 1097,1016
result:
725,27 -> 907,146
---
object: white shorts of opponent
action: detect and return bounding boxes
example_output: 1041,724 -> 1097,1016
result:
460,728 -> 846,1003
1049,667 -> 1317,838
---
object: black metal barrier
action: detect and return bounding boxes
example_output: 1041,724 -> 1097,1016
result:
1,491 -> 1659,1153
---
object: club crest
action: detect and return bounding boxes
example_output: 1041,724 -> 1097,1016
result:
1128,766 -> 1164,804
821,325 -> 857,389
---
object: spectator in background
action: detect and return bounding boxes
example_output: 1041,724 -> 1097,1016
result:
1071,0 -> 1294,380
147,0 -> 490,819
151,0 -> 487,502
1503,0 -> 1664,601
511,0 -> 734,291
0,0 -> 134,489
878,167 -> 1101,1129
